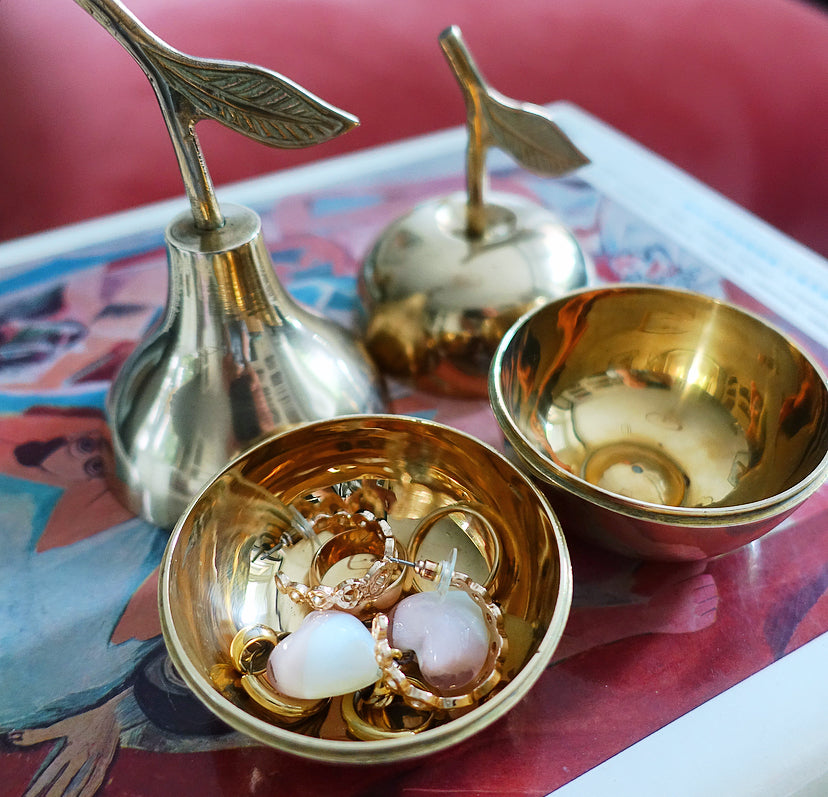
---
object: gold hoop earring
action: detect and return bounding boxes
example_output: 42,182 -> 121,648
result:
406,501 -> 502,590
274,510 -> 402,613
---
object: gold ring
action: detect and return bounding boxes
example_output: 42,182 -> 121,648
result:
229,625 -> 329,724
229,623 -> 283,675
406,501 -> 502,590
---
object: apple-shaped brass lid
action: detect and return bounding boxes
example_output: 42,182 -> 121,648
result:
360,26 -> 590,397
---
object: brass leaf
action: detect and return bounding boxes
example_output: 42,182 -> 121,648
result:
150,47 -> 357,148
482,91 -> 589,176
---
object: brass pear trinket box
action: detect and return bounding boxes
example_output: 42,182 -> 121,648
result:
75,0 -> 576,760
360,26 -> 590,397
74,0 -> 386,529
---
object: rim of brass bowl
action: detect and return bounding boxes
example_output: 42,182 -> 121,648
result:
158,414 -> 572,763
489,285 -> 828,531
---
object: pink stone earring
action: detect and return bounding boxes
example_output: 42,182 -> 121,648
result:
372,552 -> 507,711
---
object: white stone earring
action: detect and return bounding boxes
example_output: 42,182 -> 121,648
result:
266,610 -> 381,700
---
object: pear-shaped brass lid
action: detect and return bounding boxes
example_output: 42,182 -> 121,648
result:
75,0 -> 386,528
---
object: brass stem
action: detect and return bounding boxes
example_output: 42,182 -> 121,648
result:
73,0 -> 224,229
439,26 -> 490,239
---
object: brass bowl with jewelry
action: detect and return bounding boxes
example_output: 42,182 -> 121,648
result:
490,285 -> 828,561
159,415 -> 572,762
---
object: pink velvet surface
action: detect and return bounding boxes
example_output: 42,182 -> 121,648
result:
1,0 -> 826,256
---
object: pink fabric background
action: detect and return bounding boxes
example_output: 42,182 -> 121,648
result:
1,0 -> 827,256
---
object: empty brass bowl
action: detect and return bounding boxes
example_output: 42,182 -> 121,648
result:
490,285 -> 828,561
159,415 -> 571,762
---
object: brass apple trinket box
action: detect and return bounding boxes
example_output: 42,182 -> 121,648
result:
359,26 -> 590,397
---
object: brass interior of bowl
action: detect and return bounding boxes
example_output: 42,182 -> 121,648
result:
492,286 -> 828,517
160,416 -> 571,762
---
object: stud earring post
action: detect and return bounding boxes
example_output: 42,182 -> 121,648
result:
389,548 -> 458,597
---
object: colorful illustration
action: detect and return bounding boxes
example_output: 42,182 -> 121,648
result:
2,157 -> 826,797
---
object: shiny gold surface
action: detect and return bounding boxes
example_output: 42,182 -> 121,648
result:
340,685 -> 434,741
359,25 -> 589,398
159,416 -> 572,762
360,191 -> 587,397
228,625 -> 331,723
490,285 -> 828,560
108,204 -> 386,529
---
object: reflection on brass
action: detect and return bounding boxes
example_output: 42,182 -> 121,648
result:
490,285 -> 828,560
215,469 -> 315,554
341,684 -> 435,741
159,415 -> 572,763
209,663 -> 241,696
78,1 -> 386,528
582,442 -> 687,507
359,27 -> 588,397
